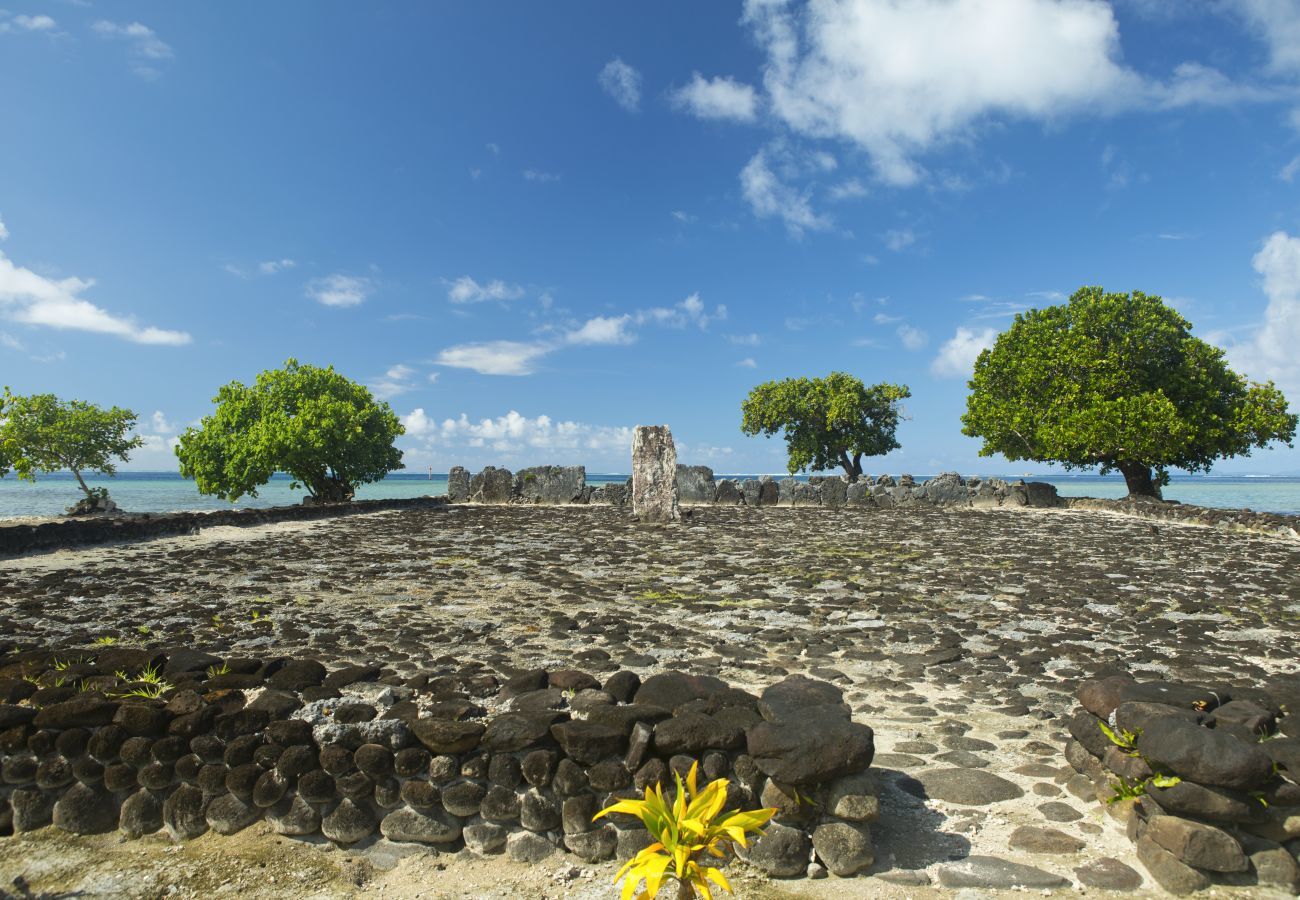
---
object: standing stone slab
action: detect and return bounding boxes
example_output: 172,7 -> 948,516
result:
447,466 -> 470,503
514,466 -> 586,504
468,466 -> 513,504
632,426 -> 680,523
675,465 -> 716,504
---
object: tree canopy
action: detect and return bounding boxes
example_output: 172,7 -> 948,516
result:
740,372 -> 910,480
0,388 -> 143,500
961,286 -> 1297,498
175,359 -> 405,503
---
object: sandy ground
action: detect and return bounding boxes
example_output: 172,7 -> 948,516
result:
2,503 -> 1298,898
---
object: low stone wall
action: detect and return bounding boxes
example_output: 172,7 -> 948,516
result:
449,466 -> 1063,510
0,496 -> 448,558
0,649 -> 879,879
1066,495 -> 1300,541
1065,673 -> 1300,893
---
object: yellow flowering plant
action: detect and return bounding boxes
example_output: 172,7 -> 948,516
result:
594,760 -> 777,900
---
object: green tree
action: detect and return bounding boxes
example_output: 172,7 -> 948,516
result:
0,388 -> 144,501
961,287 -> 1297,498
175,359 -> 405,503
740,372 -> 910,481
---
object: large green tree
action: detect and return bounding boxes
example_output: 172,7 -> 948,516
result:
175,359 -> 405,503
962,287 -> 1296,498
0,388 -> 144,501
741,372 -> 910,481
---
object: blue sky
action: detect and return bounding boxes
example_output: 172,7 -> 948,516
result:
3,0 -> 1300,477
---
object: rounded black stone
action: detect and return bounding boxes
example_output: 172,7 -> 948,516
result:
334,703 -> 376,724
225,762 -> 261,800
87,724 -> 128,764
119,737 -> 154,768
252,770 -> 289,808
296,769 -> 337,804
394,747 -> 430,777
151,735 -> 188,765
55,727 -> 91,759
3,755 -> 37,785
442,779 -> 488,817
189,734 -> 225,764
373,776 -> 402,808
27,729 -> 58,757
53,782 -> 118,834
139,761 -> 174,791
174,753 -> 203,782
38,758 -> 75,792
253,743 -> 285,770
354,743 -> 394,778
264,719 -> 313,747
335,770 -> 374,801
196,763 -> 229,796
553,758 -> 589,797
222,734 -> 261,768
522,749 -> 557,788
119,788 -> 165,838
399,779 -> 439,808
72,755 -> 104,785
102,762 -> 139,792
276,745 -> 317,778
114,702 -> 171,737
319,744 -> 354,775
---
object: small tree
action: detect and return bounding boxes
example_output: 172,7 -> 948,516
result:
962,286 -> 1297,498
0,388 -> 144,501
175,359 -> 405,503
740,372 -> 910,481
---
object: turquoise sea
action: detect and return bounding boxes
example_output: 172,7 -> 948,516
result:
3,471 -> 1300,519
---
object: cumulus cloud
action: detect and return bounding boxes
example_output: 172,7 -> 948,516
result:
306,274 -> 372,308
932,326 -> 997,377
369,364 -> 421,400
634,292 -> 728,330
741,0 -> 1256,186
565,315 -> 635,346
13,14 -> 56,31
671,73 -> 760,122
740,151 -> 830,236
1232,231 -> 1300,392
402,409 -> 634,458
1231,0 -> 1300,74
0,247 -> 190,346
598,58 -> 642,111
436,340 -> 551,376
447,276 -> 524,304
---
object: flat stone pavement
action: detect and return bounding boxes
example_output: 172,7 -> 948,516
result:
2,503 -> 1298,895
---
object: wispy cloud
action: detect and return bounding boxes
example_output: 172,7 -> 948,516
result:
670,73 -> 759,122
523,169 -> 561,183
565,314 -> 635,346
0,215 -> 7,242
598,58 -> 642,112
1282,154 -> 1300,182
0,246 -> 190,345
897,324 -> 928,350
447,276 -> 524,304
306,274 -> 373,308
93,20 -> 173,77
740,150 -> 830,237
884,228 -> 916,252
736,357 -> 758,368
436,340 -> 551,376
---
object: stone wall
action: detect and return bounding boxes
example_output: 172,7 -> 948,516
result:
0,496 -> 448,558
0,650 -> 879,879
1066,495 -> 1300,541
1065,673 -> 1300,893
452,466 -> 1064,511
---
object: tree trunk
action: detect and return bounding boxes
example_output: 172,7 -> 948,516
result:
839,451 -> 862,482
1118,461 -> 1162,499
70,467 -> 94,500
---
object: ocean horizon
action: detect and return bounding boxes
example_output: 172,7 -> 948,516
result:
4,470 -> 1300,519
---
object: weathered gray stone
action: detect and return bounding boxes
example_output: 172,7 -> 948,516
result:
507,829 -> 555,862
379,805 -> 462,844
446,466 -> 470,502
468,466 -> 513,504
825,771 -> 880,822
53,782 -> 118,834
913,768 -> 1024,806
1146,815 -> 1248,872
811,820 -> 874,876
1136,833 -> 1211,894
1008,824 -> 1085,854
565,823 -> 618,862
633,426 -> 680,523
715,479 -> 743,505
514,466 -> 586,504
937,856 -> 1069,889
745,821 -> 811,877
922,472 -> 968,505
675,464 -> 715,504
463,820 -> 508,854
163,784 -> 208,841
1075,857 -> 1144,890
321,797 -> 376,844
267,794 -> 321,836
1137,717 -> 1274,791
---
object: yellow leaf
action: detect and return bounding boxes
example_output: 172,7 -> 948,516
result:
705,867 -> 733,895
642,853 -> 672,899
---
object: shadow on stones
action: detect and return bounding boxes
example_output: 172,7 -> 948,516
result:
1,877 -> 86,900
867,768 -> 972,874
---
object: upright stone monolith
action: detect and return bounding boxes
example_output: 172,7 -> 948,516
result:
447,466 -> 470,503
631,426 -> 680,523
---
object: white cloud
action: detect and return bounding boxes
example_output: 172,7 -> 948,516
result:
0,248 -> 190,346
149,410 -> 174,433
598,58 -> 642,111
1231,0 -> 1300,74
93,20 -> 172,76
1233,230 -> 1300,392
257,259 -> 295,275
671,210 -> 697,223
368,364 -> 422,400
727,332 -> 761,346
1282,155 -> 1300,182
436,340 -> 550,376
742,0 -> 1256,187
634,292 -> 727,330
897,324 -> 928,350
740,150 -> 830,236
884,228 -> 916,252
306,274 -> 372,308
403,409 -> 634,457
736,357 -> 758,368
873,312 -> 902,324
0,215 -> 7,241
671,73 -> 759,122
932,326 -> 997,377
565,314 -> 635,346
14,14 -> 56,31
523,169 -> 561,183
827,178 -> 868,201
447,276 -> 524,304
0,332 -> 23,351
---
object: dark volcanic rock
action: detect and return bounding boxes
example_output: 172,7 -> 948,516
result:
380,805 -> 462,844
550,720 -> 625,766
53,782 -> 119,834
320,797 -> 376,844
34,695 -> 119,729
1136,717 -> 1274,791
652,712 -> 745,754
745,821 -> 811,877
119,788 -> 165,838
163,784 -> 208,840
938,856 -> 1070,889
633,672 -> 727,712
746,708 -> 873,785
758,675 -> 849,722
913,769 -> 1024,806
1147,778 -> 1266,823
411,719 -> 484,754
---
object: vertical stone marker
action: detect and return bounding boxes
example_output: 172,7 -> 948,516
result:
631,425 -> 680,523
